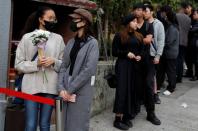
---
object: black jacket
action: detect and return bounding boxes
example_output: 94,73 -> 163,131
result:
163,25 -> 179,59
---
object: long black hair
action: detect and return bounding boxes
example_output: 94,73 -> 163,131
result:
79,19 -> 94,41
160,5 -> 179,29
20,6 -> 53,38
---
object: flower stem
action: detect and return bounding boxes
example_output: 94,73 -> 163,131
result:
44,70 -> 48,83
43,72 -> 44,83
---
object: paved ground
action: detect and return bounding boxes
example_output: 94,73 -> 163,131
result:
49,78 -> 198,131
89,78 -> 198,131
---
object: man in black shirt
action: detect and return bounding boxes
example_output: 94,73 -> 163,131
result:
133,3 -> 161,125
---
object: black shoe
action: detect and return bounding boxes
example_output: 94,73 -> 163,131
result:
147,112 -> 161,125
113,120 -> 129,130
154,94 -> 161,104
190,76 -> 198,81
184,71 -> 193,78
123,120 -> 133,128
122,115 -> 133,128
176,79 -> 182,83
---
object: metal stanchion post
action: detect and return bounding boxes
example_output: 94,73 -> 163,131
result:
7,79 -> 15,103
55,97 -> 64,131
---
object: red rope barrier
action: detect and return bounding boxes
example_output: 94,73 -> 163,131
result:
0,88 -> 55,106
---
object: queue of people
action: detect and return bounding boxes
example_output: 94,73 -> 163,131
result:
112,1 -> 197,130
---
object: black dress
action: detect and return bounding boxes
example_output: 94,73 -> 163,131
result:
112,33 -> 143,118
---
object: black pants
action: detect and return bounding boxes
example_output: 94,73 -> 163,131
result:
176,45 -> 186,81
196,46 -> 198,77
157,58 -> 177,92
192,44 -> 198,77
143,56 -> 155,113
185,44 -> 193,76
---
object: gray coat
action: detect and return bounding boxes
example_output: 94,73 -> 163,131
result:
163,25 -> 179,59
176,13 -> 191,47
57,36 -> 99,131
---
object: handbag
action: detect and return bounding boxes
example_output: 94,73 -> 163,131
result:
104,59 -> 117,88
12,51 -> 38,105
4,104 -> 25,131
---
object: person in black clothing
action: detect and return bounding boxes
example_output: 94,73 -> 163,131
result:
112,14 -> 144,130
176,3 -> 191,82
188,9 -> 198,81
133,3 -> 161,125
182,2 -> 194,78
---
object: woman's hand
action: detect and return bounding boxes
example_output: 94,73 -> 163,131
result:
135,55 -> 141,61
153,57 -> 160,64
42,57 -> 55,67
69,94 -> 76,103
59,90 -> 76,102
127,52 -> 135,59
59,90 -> 69,101
37,56 -> 46,67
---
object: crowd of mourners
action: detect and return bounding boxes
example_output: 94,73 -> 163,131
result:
14,1 -> 198,130
112,1 -> 198,130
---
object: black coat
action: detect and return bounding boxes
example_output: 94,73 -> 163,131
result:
189,21 -> 198,63
112,33 -> 144,117
189,21 -> 198,46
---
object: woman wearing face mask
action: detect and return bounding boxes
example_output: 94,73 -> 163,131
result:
112,14 -> 144,130
15,7 -> 65,131
156,6 -> 179,96
57,9 -> 99,131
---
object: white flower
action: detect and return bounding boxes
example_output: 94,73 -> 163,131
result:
31,29 -> 50,46
34,29 -> 50,37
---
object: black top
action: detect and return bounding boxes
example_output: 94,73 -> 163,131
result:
136,21 -> 154,57
112,33 -> 143,59
136,21 -> 153,37
190,21 -> 198,36
69,37 -> 84,76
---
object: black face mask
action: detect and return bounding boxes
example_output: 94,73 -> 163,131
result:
44,20 -> 56,31
70,21 -> 79,32
70,20 -> 85,32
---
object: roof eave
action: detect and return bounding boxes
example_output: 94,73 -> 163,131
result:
31,0 -> 97,10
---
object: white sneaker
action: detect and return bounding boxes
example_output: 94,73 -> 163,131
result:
163,90 -> 171,96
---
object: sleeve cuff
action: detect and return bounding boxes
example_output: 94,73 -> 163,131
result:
66,87 -> 74,95
155,54 -> 161,59
52,59 -> 62,72
58,87 -> 66,93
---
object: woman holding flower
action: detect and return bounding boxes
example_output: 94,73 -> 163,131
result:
15,7 -> 65,131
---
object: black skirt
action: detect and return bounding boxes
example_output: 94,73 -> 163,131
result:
113,58 -> 142,118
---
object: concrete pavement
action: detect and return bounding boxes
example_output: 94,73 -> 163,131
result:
48,78 -> 198,131
90,78 -> 198,131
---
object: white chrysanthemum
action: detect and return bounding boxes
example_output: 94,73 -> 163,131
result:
35,29 -> 50,37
